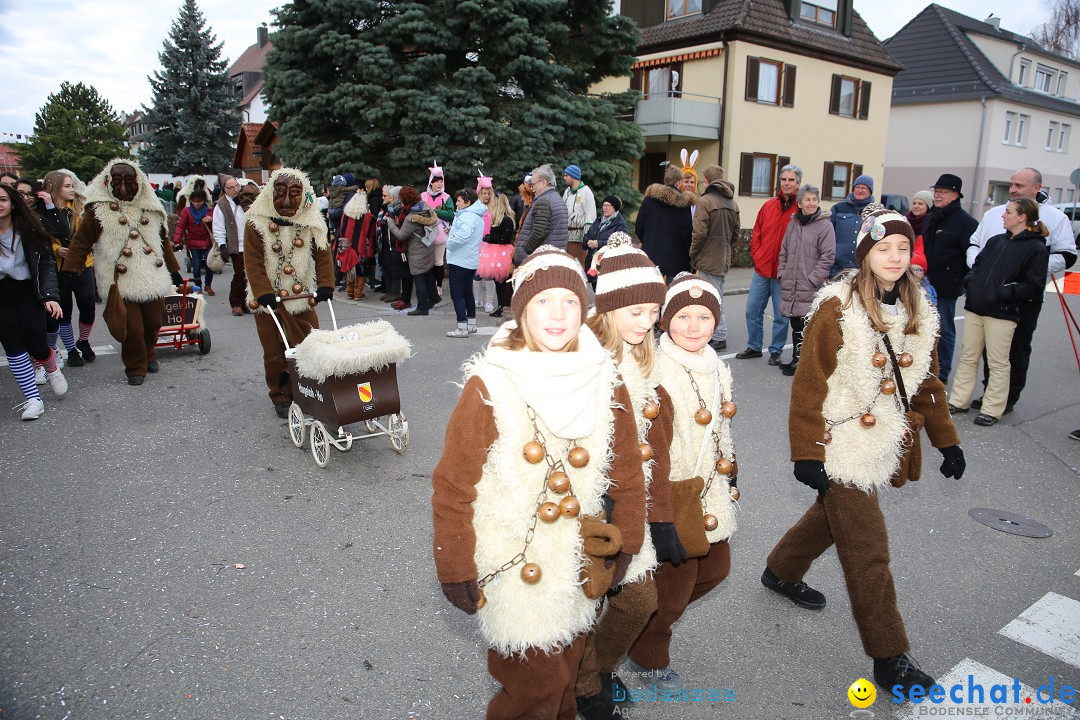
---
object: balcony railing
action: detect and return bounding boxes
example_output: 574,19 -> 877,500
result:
634,91 -> 722,140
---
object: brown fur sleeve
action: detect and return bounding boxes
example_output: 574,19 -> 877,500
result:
161,223 -> 180,273
607,382 -> 647,554
61,206 -> 101,273
789,296 -> 843,462
645,384 -> 675,523
432,376 -> 497,584
911,345 -> 961,449
243,223 -> 273,299
314,241 -> 335,289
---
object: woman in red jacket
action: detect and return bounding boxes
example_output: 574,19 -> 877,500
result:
173,189 -> 215,295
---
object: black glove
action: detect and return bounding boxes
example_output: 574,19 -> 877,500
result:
650,521 -> 688,567
606,551 -> 632,587
218,244 -> 230,263
257,293 -> 278,309
170,271 -> 184,286
939,445 -> 966,479
315,287 -> 334,303
794,460 -> 830,500
440,579 -> 482,615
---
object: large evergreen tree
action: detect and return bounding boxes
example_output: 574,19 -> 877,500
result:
141,0 -> 237,174
21,82 -> 130,180
263,0 -> 643,203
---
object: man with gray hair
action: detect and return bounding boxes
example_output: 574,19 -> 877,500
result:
690,164 -> 740,351
514,164 -> 569,265
736,164 -> 800,364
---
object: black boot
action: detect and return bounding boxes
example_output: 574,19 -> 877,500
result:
873,653 -> 935,693
66,348 -> 85,367
761,567 -> 826,609
76,339 -> 96,361
576,692 -> 617,720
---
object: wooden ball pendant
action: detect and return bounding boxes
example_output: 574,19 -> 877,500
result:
248,300 -> 260,310
694,407 -> 712,425
143,245 -> 154,254
268,222 -> 279,233
642,402 -> 660,420
881,379 -> 897,395
109,202 -> 119,211
872,351 -> 888,368
293,238 -> 305,248
523,441 -> 545,464
703,513 -> 719,531
154,259 -> 163,268
118,216 -> 128,225
278,289 -> 290,298
721,401 -> 737,418
271,242 -> 282,253
476,590 -> 486,609
538,502 -> 561,523
291,282 -> 304,294
121,247 -> 133,257
715,457 -> 733,475
559,495 -> 581,518
860,413 -> 877,428
128,230 -> 140,240
822,430 -> 832,444
308,297 -> 317,307
116,263 -> 127,273
547,471 -> 570,494
898,352 -> 913,368
567,446 -> 589,468
520,563 -> 542,584
729,486 -> 741,501
640,443 -> 654,463
139,216 -> 149,225
283,264 -> 295,275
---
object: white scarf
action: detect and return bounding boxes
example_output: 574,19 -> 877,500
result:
485,322 -> 610,439
658,332 -> 718,374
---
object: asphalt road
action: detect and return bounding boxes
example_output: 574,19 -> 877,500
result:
1,266 -> 1077,720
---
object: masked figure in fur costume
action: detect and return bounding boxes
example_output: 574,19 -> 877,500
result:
244,167 -> 334,418
762,206 -> 966,694
62,159 -> 183,385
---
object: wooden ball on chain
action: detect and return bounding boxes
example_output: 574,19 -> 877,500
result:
139,216 -> 149,225
729,486 -> 741,501
271,242 -> 283,253
703,513 -> 719,531
715,457 -> 733,475
823,430 -> 832,444
154,259 -> 163,268
278,289 -> 290,298
109,202 -> 119,211
642,402 -> 660,420
538,502 -> 561,523
283,264 -> 294,276
116,263 -> 127,274
860,413 -> 877,429
547,471 -> 570,494
721,401 -> 737,418
268,222 -> 279,233
694,407 -> 712,425
142,245 -> 154,254
307,297 -> 317,307
520,563 -> 542,584
118,216 -> 128,225
128,230 -> 140,240
476,590 -> 486,609
898,352 -> 913,368
523,441 -> 545,464
567,446 -> 589,468
559,495 -> 581,518
293,238 -> 305,248
121,247 -> 133,257
639,443 -> 654,463
248,300 -> 260,310
881,378 -> 897,395
291,282 -> 304,294
872,351 -> 888,368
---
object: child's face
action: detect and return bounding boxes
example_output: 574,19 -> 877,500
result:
525,288 -> 582,352
911,265 -> 925,280
667,304 -> 715,354
612,303 -> 660,346
867,234 -> 911,288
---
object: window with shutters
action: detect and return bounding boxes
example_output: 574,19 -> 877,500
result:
800,0 -> 837,28
666,0 -> 702,20
745,58 -> 796,107
828,74 -> 871,119
632,63 -> 683,99
821,161 -> 863,201
738,152 -> 791,197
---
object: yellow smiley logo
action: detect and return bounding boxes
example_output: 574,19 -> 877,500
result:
848,678 -> 876,708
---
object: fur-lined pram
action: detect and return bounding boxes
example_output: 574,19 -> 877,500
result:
268,305 -> 412,466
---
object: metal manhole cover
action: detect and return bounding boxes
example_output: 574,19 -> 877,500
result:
968,508 -> 1053,538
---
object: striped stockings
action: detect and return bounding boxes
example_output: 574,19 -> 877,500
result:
7,353 -> 41,401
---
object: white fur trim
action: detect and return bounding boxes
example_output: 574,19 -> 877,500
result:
293,320 -> 412,382
616,350 -> 659,585
344,190 -> 369,220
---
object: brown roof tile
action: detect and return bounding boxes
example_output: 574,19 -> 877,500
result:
228,39 -> 272,77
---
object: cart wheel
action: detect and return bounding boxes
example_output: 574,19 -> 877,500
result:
310,420 -> 331,467
388,413 -> 409,454
197,329 -> 211,354
288,402 -> 306,447
364,419 -> 378,433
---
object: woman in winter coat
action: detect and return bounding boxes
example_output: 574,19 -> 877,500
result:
906,190 -> 933,239
387,185 -> 437,316
635,165 -> 696,279
444,188 -> 487,337
377,185 -> 404,304
763,206 -> 965,695
173,189 -> 215,295
16,176 -> 70,366
44,170 -> 96,367
582,195 -> 628,286
777,184 -> 836,375
828,174 -> 876,278
432,246 -> 646,719
948,198 -> 1050,426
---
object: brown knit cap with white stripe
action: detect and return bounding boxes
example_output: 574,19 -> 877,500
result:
510,245 -> 590,324
661,272 -> 723,328
594,232 -> 666,313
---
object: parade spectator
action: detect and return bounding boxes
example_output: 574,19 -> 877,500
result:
477,192 -> 516,318
922,173 -> 978,382
562,164 -> 596,268
327,173 -> 354,234
777,184 -> 835,375
173,189 -> 215,295
636,164 -> 696,280
513,165 -> 568,265
17,176 -> 70,368
513,175 -> 534,234
906,190 -> 933,239
423,163 -> 453,301
681,150 -> 699,220
949,198 -> 1049,426
736,164 -> 800,364
445,188 -> 487,337
0,172 -> 19,187
690,164 -> 739,352
965,167 -> 1077,412
829,174 -> 876,277
474,174 -> 496,312
910,247 -> 937,306
43,170 -> 96,366
338,189 -> 376,300
388,185 -> 438,316
214,175 -> 247,315
582,194 -> 628,286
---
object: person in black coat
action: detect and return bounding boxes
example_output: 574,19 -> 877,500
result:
921,174 -> 978,382
583,195 -> 629,287
635,165 -> 696,280
948,198 -> 1049,426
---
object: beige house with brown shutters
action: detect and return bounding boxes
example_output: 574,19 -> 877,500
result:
596,0 -> 901,227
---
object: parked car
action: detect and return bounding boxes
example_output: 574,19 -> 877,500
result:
1053,202 -> 1080,242
881,193 -> 910,214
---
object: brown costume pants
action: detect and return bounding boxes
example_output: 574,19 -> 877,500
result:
228,253 -> 247,310
565,240 -> 586,268
486,634 -> 586,720
121,298 -> 164,377
629,540 -> 730,670
253,308 -> 318,404
575,577 -> 658,698
766,481 -> 910,659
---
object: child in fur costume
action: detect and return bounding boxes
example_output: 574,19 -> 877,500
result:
762,205 -> 966,693
432,246 -> 647,720
574,234 -> 685,718
626,272 -> 739,694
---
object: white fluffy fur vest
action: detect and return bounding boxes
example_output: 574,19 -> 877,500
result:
244,216 -> 329,316
656,335 -> 737,543
88,203 -> 172,303
809,281 -> 939,491
616,350 -> 658,586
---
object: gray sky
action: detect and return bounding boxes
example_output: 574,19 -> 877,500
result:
0,0 -> 1053,139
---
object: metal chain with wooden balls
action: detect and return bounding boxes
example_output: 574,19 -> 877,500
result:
822,334 -> 916,444
108,206 -> 159,278
684,369 -> 741,522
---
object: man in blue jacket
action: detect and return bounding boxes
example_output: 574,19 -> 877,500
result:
828,174 -> 876,278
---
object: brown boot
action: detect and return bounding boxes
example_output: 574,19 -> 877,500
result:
345,275 -> 355,300
353,275 -> 366,300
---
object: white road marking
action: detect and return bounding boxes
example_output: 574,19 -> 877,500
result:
999,592 -> 1080,670
0,345 -> 117,366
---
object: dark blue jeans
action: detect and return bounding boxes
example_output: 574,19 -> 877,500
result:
936,295 -> 956,382
190,248 -> 214,288
448,264 -> 476,322
412,270 -> 437,311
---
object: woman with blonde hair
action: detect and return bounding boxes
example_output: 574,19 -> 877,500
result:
477,192 -> 516,318
44,170 -> 96,365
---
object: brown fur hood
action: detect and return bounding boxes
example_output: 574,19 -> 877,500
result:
644,182 -> 697,208
407,207 -> 437,225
